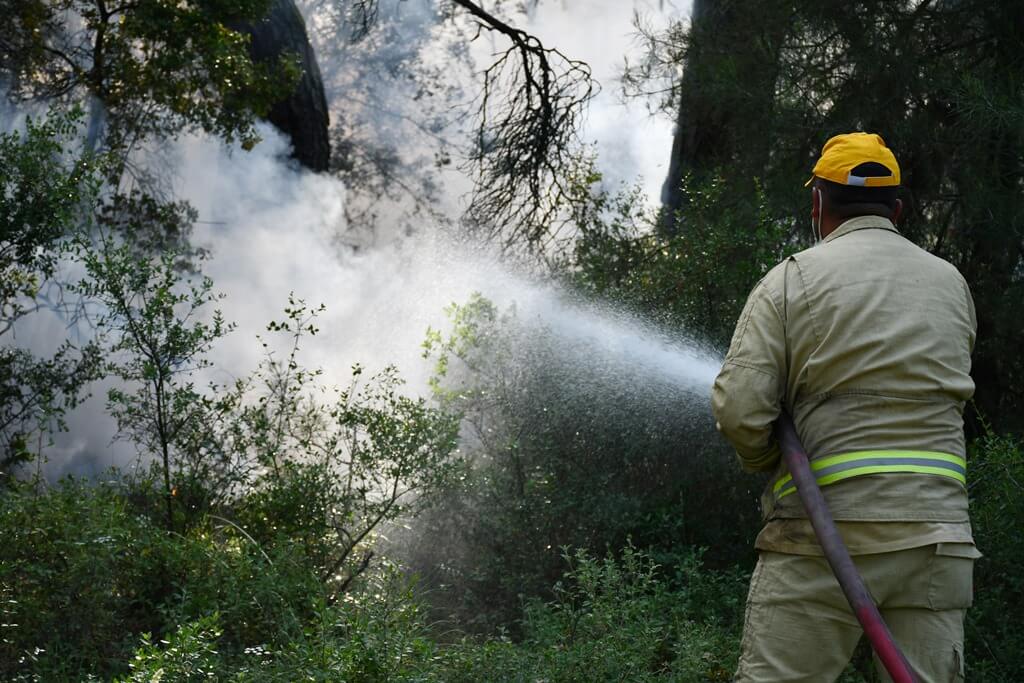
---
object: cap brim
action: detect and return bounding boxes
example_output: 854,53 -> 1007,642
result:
804,175 -> 815,187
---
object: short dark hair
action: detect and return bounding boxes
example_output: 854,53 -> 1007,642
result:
814,162 -> 899,220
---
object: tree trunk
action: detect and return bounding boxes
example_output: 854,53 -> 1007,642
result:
234,0 -> 331,172
660,0 -> 788,233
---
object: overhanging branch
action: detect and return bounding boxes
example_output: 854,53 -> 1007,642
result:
450,0 -> 596,249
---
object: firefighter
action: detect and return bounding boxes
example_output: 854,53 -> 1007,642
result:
712,132 -> 980,682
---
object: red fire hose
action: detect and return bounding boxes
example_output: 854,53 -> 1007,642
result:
775,412 -> 918,683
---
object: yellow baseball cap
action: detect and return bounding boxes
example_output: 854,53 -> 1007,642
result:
805,132 -> 900,188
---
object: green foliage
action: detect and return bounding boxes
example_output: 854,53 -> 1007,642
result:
119,615 -> 225,683
231,351 -> 462,598
520,546 -> 739,682
4,0 -> 299,153
0,0 -> 301,481
219,297 -> 463,599
568,175 -> 791,347
415,294 -> 759,631
76,250 -> 462,587
0,469 -> 442,681
3,433 -> 1020,681
0,344 -> 103,481
77,239 -> 233,530
966,430 -> 1024,681
0,478 -> 170,678
97,189 -> 201,257
255,568 -> 439,681
0,415 -> 456,681
0,217 -> 464,676
430,546 -> 743,683
0,108 -> 103,327
0,108 -> 106,470
422,293 -> 506,400
0,477 -> 310,680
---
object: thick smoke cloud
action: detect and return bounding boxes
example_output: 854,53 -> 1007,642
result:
31,0 -> 702,478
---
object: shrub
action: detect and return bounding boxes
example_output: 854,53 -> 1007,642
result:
118,614 -> 225,683
0,478 -> 176,678
0,451 -> 451,680
411,294 -> 760,631
430,545 -> 744,683
0,109 -> 106,472
120,568 -> 439,683
966,430 -> 1024,681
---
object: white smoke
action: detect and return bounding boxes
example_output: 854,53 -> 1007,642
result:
299,0 -> 475,243
31,0 -> 707,477
182,0 -> 699,387
179,124 -> 718,394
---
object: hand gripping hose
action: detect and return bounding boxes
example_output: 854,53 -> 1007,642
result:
775,412 -> 918,683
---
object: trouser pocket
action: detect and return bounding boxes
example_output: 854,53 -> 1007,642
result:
927,543 -> 981,610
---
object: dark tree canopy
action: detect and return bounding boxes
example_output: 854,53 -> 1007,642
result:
2,0 -> 298,156
649,0 -> 1024,430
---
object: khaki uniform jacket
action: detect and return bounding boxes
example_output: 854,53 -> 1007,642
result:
712,216 -> 976,551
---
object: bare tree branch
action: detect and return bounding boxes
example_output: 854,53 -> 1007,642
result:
450,0 -> 596,249
346,0 -> 380,41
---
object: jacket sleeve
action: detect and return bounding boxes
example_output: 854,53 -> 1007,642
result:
964,278 -> 977,355
711,275 -> 787,472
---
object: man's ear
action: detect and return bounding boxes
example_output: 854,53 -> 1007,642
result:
893,198 -> 903,223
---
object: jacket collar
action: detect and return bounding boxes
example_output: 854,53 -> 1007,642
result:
823,215 -> 899,243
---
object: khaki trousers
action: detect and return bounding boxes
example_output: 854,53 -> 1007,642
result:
734,544 -> 977,682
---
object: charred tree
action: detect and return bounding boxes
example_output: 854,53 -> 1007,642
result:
234,0 -> 331,172
660,0 -> 789,234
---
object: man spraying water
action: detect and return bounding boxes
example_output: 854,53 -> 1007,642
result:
712,133 -> 979,682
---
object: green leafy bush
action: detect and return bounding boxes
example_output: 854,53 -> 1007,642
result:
118,614 -> 225,683
413,294 -> 759,631
0,474 -> 440,681
0,109 -> 106,470
0,478 -> 177,678
118,568 -> 439,683
966,430 -> 1024,681
568,175 -> 791,348
430,545 -> 743,683
0,288 -> 461,680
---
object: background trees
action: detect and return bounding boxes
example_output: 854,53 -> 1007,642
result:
638,0 -> 1024,429
3,0 -> 297,155
1,0 -> 1022,680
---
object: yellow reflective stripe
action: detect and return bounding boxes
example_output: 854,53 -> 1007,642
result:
776,464 -> 967,500
773,450 -> 967,497
816,465 -> 966,487
807,450 -> 966,470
